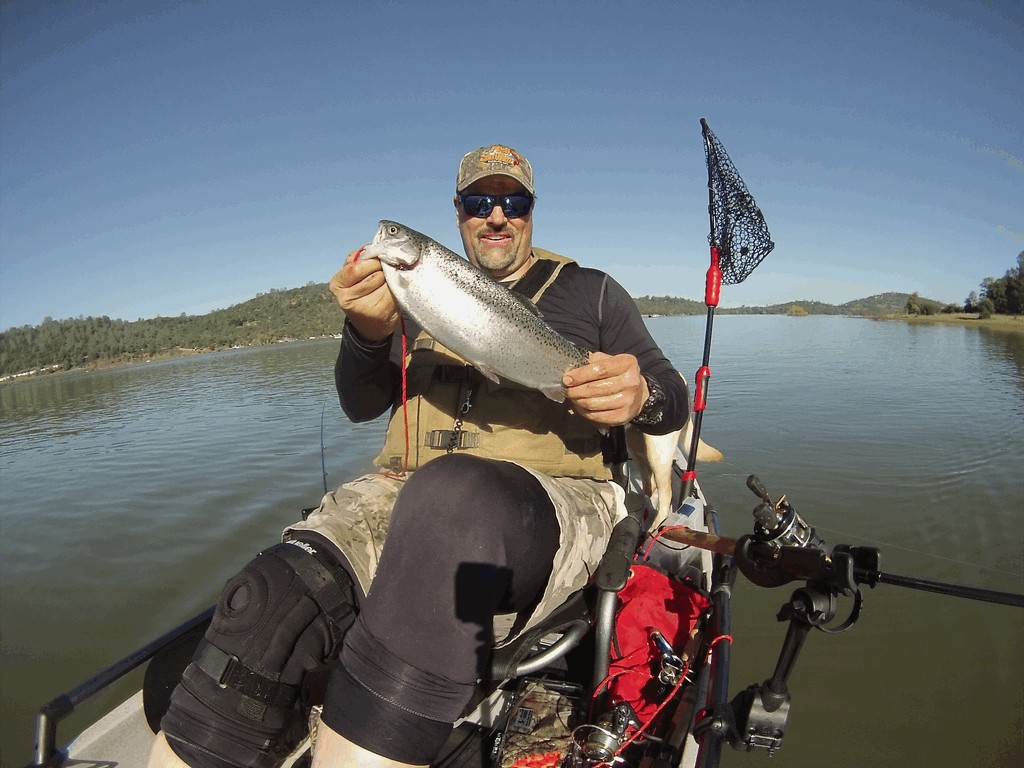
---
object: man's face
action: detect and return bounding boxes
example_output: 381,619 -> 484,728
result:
455,175 -> 534,281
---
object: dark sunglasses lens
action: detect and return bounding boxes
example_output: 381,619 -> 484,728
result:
503,195 -> 533,217
462,195 -> 493,216
462,194 -> 533,218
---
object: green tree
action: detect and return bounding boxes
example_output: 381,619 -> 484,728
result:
905,293 -> 930,315
1004,252 -> 1024,315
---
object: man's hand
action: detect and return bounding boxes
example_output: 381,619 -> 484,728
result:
329,248 -> 401,342
563,351 -> 649,427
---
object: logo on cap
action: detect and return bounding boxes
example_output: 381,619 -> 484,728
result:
478,145 -> 521,169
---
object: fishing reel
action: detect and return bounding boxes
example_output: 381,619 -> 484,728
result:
733,475 -> 878,600
747,474 -> 821,550
570,700 -> 640,764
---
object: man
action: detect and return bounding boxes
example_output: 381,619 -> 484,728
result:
150,145 -> 689,768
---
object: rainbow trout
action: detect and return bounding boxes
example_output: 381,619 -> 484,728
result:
363,220 -> 588,402
362,220 -> 722,526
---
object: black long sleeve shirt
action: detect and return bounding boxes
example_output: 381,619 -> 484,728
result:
334,261 -> 688,436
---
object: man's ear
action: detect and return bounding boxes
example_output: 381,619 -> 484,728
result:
453,195 -> 460,227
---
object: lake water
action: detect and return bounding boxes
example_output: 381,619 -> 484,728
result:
1,316 -> 1021,767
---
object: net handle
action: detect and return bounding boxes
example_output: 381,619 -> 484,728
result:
682,118 -> 766,498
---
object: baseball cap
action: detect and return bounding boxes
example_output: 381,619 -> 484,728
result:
456,144 -> 534,194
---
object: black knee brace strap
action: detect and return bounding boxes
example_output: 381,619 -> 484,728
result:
161,538 -> 357,768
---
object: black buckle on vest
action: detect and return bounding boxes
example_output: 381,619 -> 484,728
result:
425,430 -> 480,449
434,365 -> 481,384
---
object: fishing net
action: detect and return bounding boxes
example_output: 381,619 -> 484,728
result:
701,119 -> 774,285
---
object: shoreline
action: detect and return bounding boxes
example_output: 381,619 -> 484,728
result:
0,336 -> 343,385
869,313 -> 1024,333
3,315 -> 1022,385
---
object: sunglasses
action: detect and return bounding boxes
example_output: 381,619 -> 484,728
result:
457,193 -> 535,219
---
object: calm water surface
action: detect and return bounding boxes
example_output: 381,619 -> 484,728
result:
1,318 -> 1022,767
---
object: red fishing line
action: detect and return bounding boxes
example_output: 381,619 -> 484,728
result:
354,242 -> 409,479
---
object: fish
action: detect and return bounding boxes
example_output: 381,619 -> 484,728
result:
362,219 -> 722,527
363,219 -> 588,402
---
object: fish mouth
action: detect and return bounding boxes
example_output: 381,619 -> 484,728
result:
372,248 -> 418,270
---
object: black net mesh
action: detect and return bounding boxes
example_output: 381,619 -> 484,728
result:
701,119 -> 774,285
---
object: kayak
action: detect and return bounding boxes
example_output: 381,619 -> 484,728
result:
28,450 -> 1023,768
28,450 -> 728,768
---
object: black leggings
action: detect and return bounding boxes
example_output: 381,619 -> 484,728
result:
321,454 -> 561,762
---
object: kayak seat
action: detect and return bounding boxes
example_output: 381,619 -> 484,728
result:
484,489 -> 646,684
486,588 -> 594,680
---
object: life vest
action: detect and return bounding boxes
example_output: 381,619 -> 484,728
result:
375,250 -> 611,480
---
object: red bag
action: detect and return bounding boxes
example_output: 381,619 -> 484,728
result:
603,564 -> 711,725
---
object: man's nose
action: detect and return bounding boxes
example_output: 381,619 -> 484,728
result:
485,202 -> 508,226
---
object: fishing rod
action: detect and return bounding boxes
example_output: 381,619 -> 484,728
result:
320,393 -> 331,494
670,473 -> 1022,761
680,119 -> 774,501
660,474 -> 1024,608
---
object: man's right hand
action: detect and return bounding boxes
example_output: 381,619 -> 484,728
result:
330,247 -> 401,342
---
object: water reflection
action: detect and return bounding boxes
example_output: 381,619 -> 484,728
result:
1,321 -> 1021,768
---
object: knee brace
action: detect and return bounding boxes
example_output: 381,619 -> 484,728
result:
161,537 -> 357,768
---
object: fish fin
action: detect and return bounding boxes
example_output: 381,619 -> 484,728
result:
539,385 -> 567,402
474,364 -> 502,385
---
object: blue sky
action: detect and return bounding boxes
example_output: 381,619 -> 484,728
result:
1,0 -> 1021,330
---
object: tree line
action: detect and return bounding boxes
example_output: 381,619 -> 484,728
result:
3,254 -> 1021,379
907,252 -> 1024,317
0,284 -> 342,379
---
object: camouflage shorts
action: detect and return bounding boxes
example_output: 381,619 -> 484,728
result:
282,463 -> 624,645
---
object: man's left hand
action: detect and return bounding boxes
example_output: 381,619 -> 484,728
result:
563,352 -> 649,427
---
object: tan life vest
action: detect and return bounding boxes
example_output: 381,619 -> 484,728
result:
374,249 -> 611,480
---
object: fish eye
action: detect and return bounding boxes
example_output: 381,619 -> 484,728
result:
387,225 -> 398,235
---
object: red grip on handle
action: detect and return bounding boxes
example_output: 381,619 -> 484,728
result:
705,247 -> 722,307
694,365 -> 711,411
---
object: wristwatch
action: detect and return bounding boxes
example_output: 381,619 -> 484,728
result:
631,374 -> 666,427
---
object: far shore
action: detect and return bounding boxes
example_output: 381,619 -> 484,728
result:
0,336 -> 342,385
871,313 -> 1024,334
3,315 -> 1021,385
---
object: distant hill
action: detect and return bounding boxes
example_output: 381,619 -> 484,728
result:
2,287 -> 934,379
838,292 -> 926,315
634,292 -> 919,317
0,283 -> 341,379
